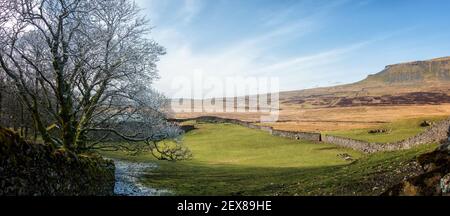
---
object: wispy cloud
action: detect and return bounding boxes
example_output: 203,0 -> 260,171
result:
176,0 -> 203,24
261,0 -> 349,27
252,42 -> 370,76
136,0 -> 203,25
144,0 -> 370,98
153,24 -> 377,98
137,0 -> 418,98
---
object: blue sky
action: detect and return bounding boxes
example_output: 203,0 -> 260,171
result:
136,0 -> 450,98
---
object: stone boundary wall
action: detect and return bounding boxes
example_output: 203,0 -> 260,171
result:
323,118 -> 450,153
174,116 -> 450,153
0,128 -> 115,195
321,135 -> 385,153
171,116 -> 322,142
393,119 -> 450,149
271,129 -> 322,142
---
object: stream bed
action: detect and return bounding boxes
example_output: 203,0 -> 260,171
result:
112,159 -> 169,196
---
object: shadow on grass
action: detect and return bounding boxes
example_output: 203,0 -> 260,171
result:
314,146 -> 341,151
139,144 -> 435,196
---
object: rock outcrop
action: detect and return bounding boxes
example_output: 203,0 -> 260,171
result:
365,56 -> 450,84
0,128 -> 115,196
382,143 -> 450,196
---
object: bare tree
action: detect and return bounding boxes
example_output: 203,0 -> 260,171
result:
0,0 -> 190,159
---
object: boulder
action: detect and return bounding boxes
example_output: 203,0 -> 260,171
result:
180,125 -> 196,133
441,173 -> 450,194
420,120 -> 433,127
337,153 -> 354,161
368,128 -> 391,134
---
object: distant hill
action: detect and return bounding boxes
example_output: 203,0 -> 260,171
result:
171,57 -> 450,112
362,56 -> 450,84
280,56 -> 450,107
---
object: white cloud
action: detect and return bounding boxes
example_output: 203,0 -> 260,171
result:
153,21 -> 374,98
178,0 -> 203,24
252,40 -> 372,76
135,0 -> 203,25
140,0 -> 383,98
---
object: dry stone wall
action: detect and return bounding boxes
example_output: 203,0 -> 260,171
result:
176,116 -> 450,153
0,128 -> 115,196
321,135 -> 385,153
271,129 -> 321,142
393,119 -> 450,149
323,118 -> 450,153
173,116 -> 321,142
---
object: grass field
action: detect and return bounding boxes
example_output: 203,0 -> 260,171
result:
102,122 -> 437,195
324,116 -> 448,143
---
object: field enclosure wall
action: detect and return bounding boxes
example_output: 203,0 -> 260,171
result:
0,128 -> 115,195
322,118 -> 450,153
172,116 -> 322,142
174,116 -> 450,153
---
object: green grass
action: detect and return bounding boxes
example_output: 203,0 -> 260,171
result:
324,116 -> 448,143
102,122 -> 437,195
182,122 -> 364,167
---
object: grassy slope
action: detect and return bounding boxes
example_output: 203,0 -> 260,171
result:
324,116 -> 447,143
103,122 -> 436,195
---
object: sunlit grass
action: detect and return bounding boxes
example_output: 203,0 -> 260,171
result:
323,116 -> 447,143
101,122 -> 437,195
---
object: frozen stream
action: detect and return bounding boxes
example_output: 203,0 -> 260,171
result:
112,159 -> 169,196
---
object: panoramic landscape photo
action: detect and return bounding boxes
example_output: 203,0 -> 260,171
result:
1,0 -> 450,196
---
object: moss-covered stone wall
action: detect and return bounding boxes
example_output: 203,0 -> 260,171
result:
0,128 -> 115,196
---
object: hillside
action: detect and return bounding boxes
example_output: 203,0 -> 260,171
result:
172,56 -> 450,110
173,56 -> 450,132
280,56 -> 450,108
363,56 -> 450,83
103,122 -> 450,196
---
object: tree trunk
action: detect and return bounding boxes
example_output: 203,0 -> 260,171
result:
20,102 -> 24,137
24,126 -> 28,139
33,125 -> 37,142
0,79 -> 3,125
59,81 -> 76,150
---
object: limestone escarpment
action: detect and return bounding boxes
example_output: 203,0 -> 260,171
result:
364,56 -> 450,83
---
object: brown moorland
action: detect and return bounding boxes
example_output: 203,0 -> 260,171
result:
173,56 -> 450,132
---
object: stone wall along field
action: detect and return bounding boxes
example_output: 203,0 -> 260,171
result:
0,128 -> 115,196
173,116 -> 322,142
393,118 -> 450,150
175,116 -> 450,153
323,118 -> 450,153
271,129 -> 321,142
321,135 -> 384,153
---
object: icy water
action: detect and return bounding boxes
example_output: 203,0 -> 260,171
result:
112,159 -> 170,196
